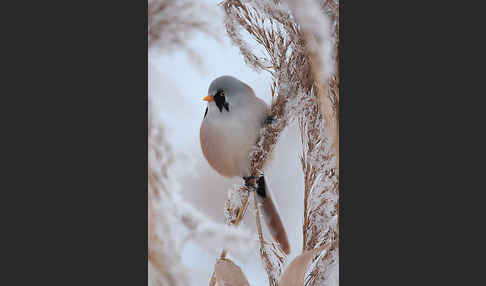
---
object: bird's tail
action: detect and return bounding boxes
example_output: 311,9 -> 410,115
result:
255,175 -> 290,255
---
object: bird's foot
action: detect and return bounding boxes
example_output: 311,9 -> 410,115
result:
264,115 -> 275,125
243,176 -> 258,189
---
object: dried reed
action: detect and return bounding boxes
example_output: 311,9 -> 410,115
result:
216,0 -> 339,285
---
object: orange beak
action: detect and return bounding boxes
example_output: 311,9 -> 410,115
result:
202,95 -> 213,102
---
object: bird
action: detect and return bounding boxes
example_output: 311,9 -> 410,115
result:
200,75 -> 290,254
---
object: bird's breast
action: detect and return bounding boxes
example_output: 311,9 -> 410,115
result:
200,116 -> 259,178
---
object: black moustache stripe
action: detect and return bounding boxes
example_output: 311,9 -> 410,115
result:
214,91 -> 229,113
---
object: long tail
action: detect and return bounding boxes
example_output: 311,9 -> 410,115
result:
255,175 -> 290,254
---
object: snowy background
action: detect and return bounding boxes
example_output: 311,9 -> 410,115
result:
149,1 -> 307,284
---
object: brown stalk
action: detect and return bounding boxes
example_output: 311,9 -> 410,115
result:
253,191 -> 285,286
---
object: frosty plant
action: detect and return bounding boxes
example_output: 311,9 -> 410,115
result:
209,0 -> 340,285
148,0 -> 339,285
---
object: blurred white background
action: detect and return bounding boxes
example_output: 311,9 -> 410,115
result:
149,1 -> 306,284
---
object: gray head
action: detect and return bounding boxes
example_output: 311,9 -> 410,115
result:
203,75 -> 254,114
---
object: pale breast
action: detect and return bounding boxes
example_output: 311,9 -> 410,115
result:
199,121 -> 239,177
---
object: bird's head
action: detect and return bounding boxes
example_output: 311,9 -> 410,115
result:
203,75 -> 254,115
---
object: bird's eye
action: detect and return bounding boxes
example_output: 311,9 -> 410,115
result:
216,90 -> 225,97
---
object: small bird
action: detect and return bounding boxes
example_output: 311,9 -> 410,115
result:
200,75 -> 290,254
